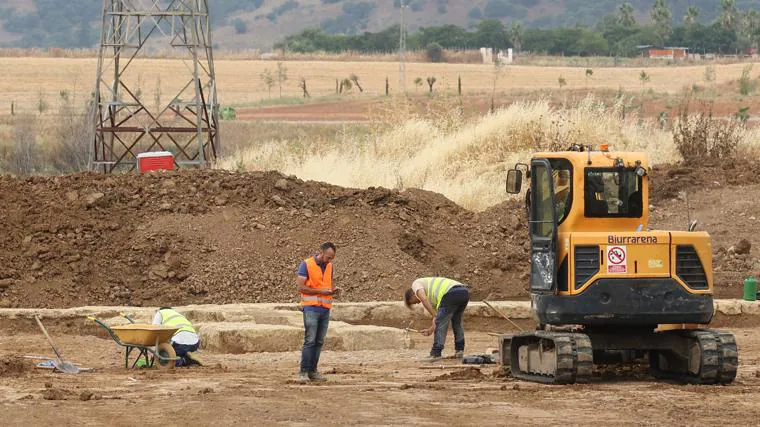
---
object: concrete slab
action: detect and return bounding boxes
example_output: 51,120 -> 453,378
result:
741,301 -> 760,315
197,322 -> 311,354
197,321 -> 412,353
715,300 -> 743,315
0,299 -> 756,326
329,323 -> 413,351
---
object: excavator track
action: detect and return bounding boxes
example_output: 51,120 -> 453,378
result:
510,331 -> 593,385
649,329 -> 738,385
714,330 -> 739,384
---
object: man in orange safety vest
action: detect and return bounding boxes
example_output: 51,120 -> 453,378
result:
297,242 -> 341,383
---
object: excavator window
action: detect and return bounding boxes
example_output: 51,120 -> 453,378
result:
532,165 -> 555,238
584,168 -> 643,218
550,159 -> 573,225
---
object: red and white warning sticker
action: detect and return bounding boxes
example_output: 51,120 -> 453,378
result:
606,246 -> 627,274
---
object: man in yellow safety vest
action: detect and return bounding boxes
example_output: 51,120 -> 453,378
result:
152,307 -> 204,367
404,277 -> 470,361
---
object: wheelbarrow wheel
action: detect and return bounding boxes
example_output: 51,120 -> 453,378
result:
156,343 -> 176,369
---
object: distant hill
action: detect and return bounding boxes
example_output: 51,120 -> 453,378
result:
0,0 -> 757,49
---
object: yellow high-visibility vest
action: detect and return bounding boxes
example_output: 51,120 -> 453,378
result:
424,277 -> 462,309
158,309 -> 196,336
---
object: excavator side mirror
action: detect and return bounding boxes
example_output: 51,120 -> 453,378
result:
506,169 -> 523,194
688,220 -> 698,232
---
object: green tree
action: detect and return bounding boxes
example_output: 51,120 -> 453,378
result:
616,3 -> 636,28
414,77 -> 424,92
417,25 -> 470,49
468,7 -> 483,20
426,42 -> 444,62
577,30 -> 609,55
233,18 -> 248,34
474,19 -> 508,49
740,10 -> 760,49
720,0 -> 737,30
509,21 -> 524,52
683,5 -> 700,26
650,0 -> 672,45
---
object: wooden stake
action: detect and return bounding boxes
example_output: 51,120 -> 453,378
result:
482,301 -> 524,332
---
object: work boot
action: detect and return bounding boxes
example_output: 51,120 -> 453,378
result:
308,371 -> 327,382
455,351 -> 464,360
298,372 -> 311,384
422,354 -> 442,363
186,351 -> 205,366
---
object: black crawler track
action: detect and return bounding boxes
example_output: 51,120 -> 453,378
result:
510,331 -> 594,385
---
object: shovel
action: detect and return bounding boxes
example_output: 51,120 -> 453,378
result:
34,315 -> 80,374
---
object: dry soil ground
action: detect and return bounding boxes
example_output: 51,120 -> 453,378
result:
2,323 -> 760,426
0,57 -> 757,113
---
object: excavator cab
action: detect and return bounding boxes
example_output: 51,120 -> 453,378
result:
502,146 -> 738,385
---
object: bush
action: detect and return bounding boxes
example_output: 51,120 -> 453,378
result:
426,42 -> 444,62
739,64 -> 755,96
673,103 -> 741,164
4,114 -> 40,175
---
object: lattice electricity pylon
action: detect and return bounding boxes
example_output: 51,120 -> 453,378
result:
92,0 -> 219,172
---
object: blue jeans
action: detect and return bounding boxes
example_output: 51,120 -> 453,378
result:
300,309 -> 330,374
172,341 -> 200,367
431,288 -> 470,357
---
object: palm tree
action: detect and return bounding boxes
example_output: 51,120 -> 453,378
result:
720,0 -> 737,30
650,0 -> 672,46
617,3 -> 636,27
683,5 -> 700,26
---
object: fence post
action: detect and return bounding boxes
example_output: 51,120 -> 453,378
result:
385,77 -> 389,96
11,101 -> 14,115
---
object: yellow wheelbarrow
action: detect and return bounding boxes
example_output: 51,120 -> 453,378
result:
88,315 -> 181,369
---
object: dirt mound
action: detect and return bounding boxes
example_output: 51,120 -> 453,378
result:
0,170 -> 528,308
0,159 -> 755,308
0,355 -> 30,376
428,367 -> 486,382
41,388 -> 68,401
650,158 -> 760,204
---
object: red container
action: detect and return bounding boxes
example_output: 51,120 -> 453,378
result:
137,152 -> 174,173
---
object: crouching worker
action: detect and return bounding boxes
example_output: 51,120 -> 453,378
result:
152,307 -> 203,367
404,277 -> 470,361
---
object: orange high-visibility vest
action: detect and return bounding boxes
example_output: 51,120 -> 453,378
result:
300,257 -> 333,309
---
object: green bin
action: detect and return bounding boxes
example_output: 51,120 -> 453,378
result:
744,276 -> 757,302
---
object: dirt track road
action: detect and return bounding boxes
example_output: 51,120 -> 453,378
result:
2,327 -> 760,426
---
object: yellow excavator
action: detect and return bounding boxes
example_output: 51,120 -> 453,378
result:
501,144 -> 737,384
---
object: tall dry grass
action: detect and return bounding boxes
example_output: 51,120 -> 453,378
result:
219,95 -> 692,210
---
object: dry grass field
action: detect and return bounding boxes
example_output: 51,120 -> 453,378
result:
0,57 -> 758,113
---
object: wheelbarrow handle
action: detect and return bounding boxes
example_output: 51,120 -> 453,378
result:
86,316 -> 125,346
119,312 -> 136,324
